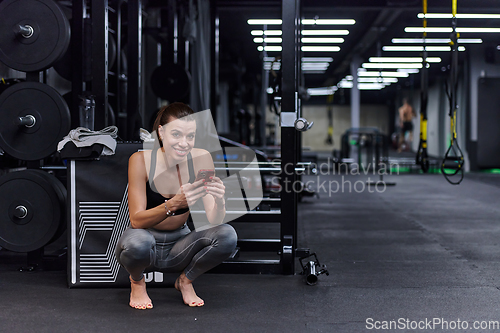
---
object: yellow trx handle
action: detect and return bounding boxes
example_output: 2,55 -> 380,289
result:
452,0 -> 457,17
422,119 -> 427,147
449,110 -> 458,141
453,110 -> 457,139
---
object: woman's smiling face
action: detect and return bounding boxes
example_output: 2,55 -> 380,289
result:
159,117 -> 197,162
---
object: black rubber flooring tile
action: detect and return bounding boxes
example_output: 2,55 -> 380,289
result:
437,244 -> 500,262
402,217 -> 500,233
303,286 -> 500,324
466,173 -> 500,189
315,260 -> 485,288
392,207 -> 499,223
335,243 -> 458,262
305,322 -> 367,333
303,230 -> 431,246
469,262 -> 500,287
299,212 -> 418,231
424,231 -> 500,251
0,271 -> 313,333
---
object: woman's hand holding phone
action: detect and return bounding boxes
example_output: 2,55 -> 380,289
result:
171,170 -> 225,211
170,179 -> 206,211
204,176 -> 225,207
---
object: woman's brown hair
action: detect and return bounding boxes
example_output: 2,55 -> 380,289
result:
152,102 -> 195,147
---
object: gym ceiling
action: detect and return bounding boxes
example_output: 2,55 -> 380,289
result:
216,0 -> 500,104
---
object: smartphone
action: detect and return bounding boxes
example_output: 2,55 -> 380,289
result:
195,169 -> 215,183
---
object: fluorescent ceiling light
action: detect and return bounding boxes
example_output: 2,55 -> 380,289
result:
346,75 -> 354,80
302,19 -> 355,25
264,57 -> 276,62
302,62 -> 330,67
338,81 -> 386,90
368,57 -> 441,63
253,30 -> 350,36
338,81 -> 353,88
382,46 -> 466,51
302,57 -> 334,62
257,46 -> 282,51
248,19 -> 356,25
301,38 -> 344,43
247,19 -> 282,25
358,84 -> 385,90
392,38 -> 482,43
358,77 -> 398,83
418,13 -> 500,19
301,46 -> 341,52
362,63 -> 423,69
263,63 -> 281,70
406,27 -> 500,33
405,27 -> 452,33
301,30 -> 349,35
251,30 -> 282,36
307,86 -> 338,95
397,68 -> 420,73
458,27 -> 500,33
303,71 -> 328,74
302,67 -> 329,71
358,71 -> 409,77
253,37 -> 282,43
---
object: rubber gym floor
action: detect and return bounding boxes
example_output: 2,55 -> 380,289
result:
2,169 -> 500,332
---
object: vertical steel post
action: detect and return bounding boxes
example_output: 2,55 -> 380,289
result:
72,0 -> 86,129
91,0 -> 109,130
280,0 -> 300,275
116,0 -> 123,125
127,0 -> 142,139
210,0 -> 219,123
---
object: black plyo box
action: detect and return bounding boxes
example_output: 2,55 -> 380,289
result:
67,143 -> 174,288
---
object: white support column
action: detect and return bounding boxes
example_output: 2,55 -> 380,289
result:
350,55 -> 362,129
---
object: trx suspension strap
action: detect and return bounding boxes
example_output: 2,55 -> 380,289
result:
441,0 -> 464,185
416,0 -> 429,172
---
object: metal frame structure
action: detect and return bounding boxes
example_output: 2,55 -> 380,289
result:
209,0 -> 305,275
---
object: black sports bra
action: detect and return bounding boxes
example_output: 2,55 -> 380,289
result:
145,149 -> 196,215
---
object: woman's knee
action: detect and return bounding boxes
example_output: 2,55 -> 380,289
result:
214,224 -> 237,251
116,229 -> 155,262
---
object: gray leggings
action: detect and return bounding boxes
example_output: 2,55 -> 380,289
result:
115,223 -> 237,281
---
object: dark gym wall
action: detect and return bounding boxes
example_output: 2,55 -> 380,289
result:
468,44 -> 500,170
477,78 -> 500,168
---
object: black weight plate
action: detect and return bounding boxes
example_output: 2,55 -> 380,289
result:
0,170 -> 62,252
0,78 -> 24,95
150,63 -> 191,100
0,0 -> 71,72
0,82 -> 71,161
34,170 -> 66,242
109,33 -> 117,70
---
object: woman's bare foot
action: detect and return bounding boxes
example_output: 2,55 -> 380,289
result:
129,276 -> 153,310
175,273 -> 204,307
